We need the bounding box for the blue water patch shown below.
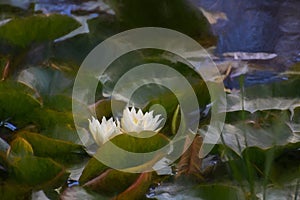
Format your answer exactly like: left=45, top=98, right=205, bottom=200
left=0, top=119, right=17, bottom=131
left=224, top=70, right=287, bottom=89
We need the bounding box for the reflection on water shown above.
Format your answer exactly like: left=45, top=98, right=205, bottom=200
left=224, top=69, right=287, bottom=89
left=189, top=0, right=300, bottom=67
left=0, top=0, right=298, bottom=86
left=0, top=0, right=114, bottom=16
left=34, top=0, right=114, bottom=16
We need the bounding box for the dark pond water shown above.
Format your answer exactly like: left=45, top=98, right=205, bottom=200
left=2, top=0, right=299, bottom=65
left=189, top=0, right=300, bottom=67
left=25, top=0, right=299, bottom=88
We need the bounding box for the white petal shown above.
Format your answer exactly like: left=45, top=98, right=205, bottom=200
left=137, top=109, right=144, bottom=119
left=88, top=116, right=122, bottom=145
left=120, top=107, right=164, bottom=133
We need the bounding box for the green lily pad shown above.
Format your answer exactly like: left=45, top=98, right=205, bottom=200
left=100, top=50, right=209, bottom=108
left=0, top=81, right=41, bottom=126
left=192, top=184, right=245, bottom=200
left=211, top=110, right=299, bottom=154
left=80, top=133, right=169, bottom=183
left=79, top=157, right=109, bottom=184
left=0, top=14, right=80, bottom=47
left=97, top=50, right=209, bottom=136
left=0, top=182, right=31, bottom=200
left=17, top=66, right=73, bottom=97
left=109, top=133, right=169, bottom=153
left=115, top=172, right=152, bottom=200
left=82, top=168, right=153, bottom=199
left=39, top=95, right=89, bottom=142
left=1, top=85, right=72, bottom=137
left=220, top=69, right=300, bottom=114
left=17, top=131, right=86, bottom=158
left=10, top=155, right=68, bottom=189
left=43, top=94, right=74, bottom=112
left=95, top=133, right=171, bottom=172
left=30, top=108, right=75, bottom=136
left=83, top=169, right=140, bottom=196
left=91, top=98, right=127, bottom=120
left=269, top=146, right=300, bottom=185
left=212, top=142, right=300, bottom=186
left=52, top=14, right=121, bottom=67
left=15, top=131, right=88, bottom=167
left=106, top=0, right=212, bottom=38
left=9, top=137, right=33, bottom=157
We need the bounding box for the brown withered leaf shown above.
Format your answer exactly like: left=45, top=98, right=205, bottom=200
left=1, top=59, right=10, bottom=81
left=176, top=135, right=204, bottom=179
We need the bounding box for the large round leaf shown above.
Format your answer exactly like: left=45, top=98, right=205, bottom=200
left=0, top=81, right=41, bottom=127
left=80, top=133, right=169, bottom=183
left=17, top=131, right=86, bottom=157
left=10, top=155, right=68, bottom=189
left=0, top=14, right=80, bottom=47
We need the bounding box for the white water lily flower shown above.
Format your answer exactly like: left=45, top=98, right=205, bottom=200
left=88, top=116, right=121, bottom=145
left=121, top=107, right=163, bottom=133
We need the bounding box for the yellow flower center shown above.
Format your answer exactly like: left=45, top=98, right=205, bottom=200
left=133, top=117, right=138, bottom=124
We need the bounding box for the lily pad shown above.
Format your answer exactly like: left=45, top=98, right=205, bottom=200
left=97, top=50, right=210, bottom=136
left=17, top=66, right=73, bottom=97
left=79, top=157, right=109, bottom=184
left=191, top=184, right=245, bottom=200
left=203, top=110, right=300, bottom=154
left=80, top=133, right=169, bottom=183
left=0, top=182, right=31, bottom=200
left=151, top=182, right=245, bottom=200
left=211, top=142, right=300, bottom=186
left=100, top=50, right=209, bottom=108
left=219, top=69, right=300, bottom=114
left=106, top=0, right=212, bottom=38
left=43, top=94, right=74, bottom=112
left=91, top=98, right=127, bottom=120
left=52, top=14, right=121, bottom=68
left=17, top=131, right=86, bottom=158
left=9, top=155, right=68, bottom=189
left=83, top=169, right=140, bottom=196
left=107, top=133, right=169, bottom=153
left=115, top=172, right=152, bottom=200
left=0, top=14, right=80, bottom=47
left=9, top=137, right=33, bottom=157
left=0, top=81, right=41, bottom=127
left=269, top=146, right=300, bottom=185
left=0, top=137, right=10, bottom=153
left=31, top=106, right=73, bottom=124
